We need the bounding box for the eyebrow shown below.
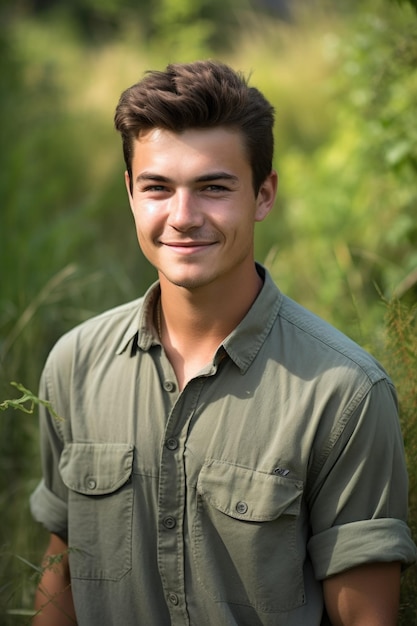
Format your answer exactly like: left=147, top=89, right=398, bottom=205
left=135, top=171, right=239, bottom=185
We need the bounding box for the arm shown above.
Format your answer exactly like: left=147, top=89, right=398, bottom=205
left=33, top=533, right=77, bottom=625
left=323, top=561, right=401, bottom=626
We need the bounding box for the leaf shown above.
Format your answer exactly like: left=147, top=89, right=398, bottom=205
left=385, top=140, right=412, bottom=166
left=0, top=382, right=63, bottom=421
left=6, top=609, right=36, bottom=616
left=15, top=554, right=43, bottom=574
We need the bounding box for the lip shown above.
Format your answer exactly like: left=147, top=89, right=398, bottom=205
left=161, top=241, right=217, bottom=254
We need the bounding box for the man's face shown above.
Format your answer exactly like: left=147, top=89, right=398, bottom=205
left=126, top=127, right=276, bottom=291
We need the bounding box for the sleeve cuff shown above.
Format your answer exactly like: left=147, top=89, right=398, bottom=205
left=308, top=518, right=417, bottom=579
left=30, top=479, right=68, bottom=537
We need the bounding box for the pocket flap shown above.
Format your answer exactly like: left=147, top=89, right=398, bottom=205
left=60, top=442, right=134, bottom=495
left=197, top=460, right=303, bottom=522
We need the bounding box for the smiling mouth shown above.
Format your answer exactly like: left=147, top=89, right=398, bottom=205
left=160, top=241, right=217, bottom=255
left=163, top=241, right=215, bottom=246
left=161, top=240, right=217, bottom=247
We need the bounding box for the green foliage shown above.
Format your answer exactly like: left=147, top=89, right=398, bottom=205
left=149, top=0, right=220, bottom=59
left=2, top=548, right=75, bottom=623
left=12, top=0, right=244, bottom=53
left=395, top=0, right=417, bottom=11
left=385, top=299, right=417, bottom=623
left=0, top=10, right=153, bottom=623
left=264, top=2, right=417, bottom=346
left=385, top=301, right=417, bottom=496
left=0, top=382, right=62, bottom=420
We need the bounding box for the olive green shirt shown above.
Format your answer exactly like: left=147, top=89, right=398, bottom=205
left=30, top=265, right=417, bottom=625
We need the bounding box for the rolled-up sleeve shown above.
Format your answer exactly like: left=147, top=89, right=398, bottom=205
left=30, top=479, right=68, bottom=537
left=310, top=518, right=415, bottom=579
left=30, top=361, right=69, bottom=539
left=308, top=378, right=417, bottom=578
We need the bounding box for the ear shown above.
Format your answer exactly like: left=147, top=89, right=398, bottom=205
left=124, top=171, right=134, bottom=211
left=255, top=170, right=278, bottom=222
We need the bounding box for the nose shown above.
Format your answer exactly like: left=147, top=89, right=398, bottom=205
left=167, top=189, right=204, bottom=231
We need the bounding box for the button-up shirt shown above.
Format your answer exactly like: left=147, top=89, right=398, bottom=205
left=30, top=265, right=417, bottom=625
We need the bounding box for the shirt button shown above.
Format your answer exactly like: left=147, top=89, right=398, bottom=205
left=163, top=516, right=177, bottom=529
left=168, top=592, right=179, bottom=605
left=87, top=478, right=97, bottom=490
left=163, top=380, right=176, bottom=392
left=236, top=501, right=248, bottom=514
left=166, top=437, right=179, bottom=451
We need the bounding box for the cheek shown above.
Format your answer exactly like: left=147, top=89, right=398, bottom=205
left=135, top=223, right=157, bottom=261
left=131, top=203, right=163, bottom=235
left=130, top=213, right=154, bottom=253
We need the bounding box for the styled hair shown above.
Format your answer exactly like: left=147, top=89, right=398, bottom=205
left=114, top=60, right=275, bottom=195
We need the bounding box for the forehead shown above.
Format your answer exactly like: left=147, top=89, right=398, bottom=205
left=131, top=126, right=251, bottom=173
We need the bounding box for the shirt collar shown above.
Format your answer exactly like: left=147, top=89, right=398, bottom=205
left=220, top=265, right=282, bottom=373
left=115, top=264, right=283, bottom=372
left=115, top=281, right=161, bottom=355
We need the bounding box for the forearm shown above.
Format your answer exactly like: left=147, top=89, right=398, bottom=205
left=33, top=534, right=77, bottom=625
left=323, top=562, right=401, bottom=626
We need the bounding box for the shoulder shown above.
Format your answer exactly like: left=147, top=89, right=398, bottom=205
left=257, top=267, right=388, bottom=387
left=276, top=294, right=390, bottom=386
left=45, top=297, right=146, bottom=373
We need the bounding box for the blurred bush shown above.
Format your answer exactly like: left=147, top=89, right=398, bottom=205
left=263, top=3, right=417, bottom=347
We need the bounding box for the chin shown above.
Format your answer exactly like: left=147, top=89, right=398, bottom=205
left=161, top=270, right=216, bottom=291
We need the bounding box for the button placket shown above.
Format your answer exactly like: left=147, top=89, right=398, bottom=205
left=157, top=378, right=204, bottom=624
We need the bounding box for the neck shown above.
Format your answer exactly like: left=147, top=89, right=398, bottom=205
left=157, top=264, right=263, bottom=389
left=159, top=264, right=262, bottom=338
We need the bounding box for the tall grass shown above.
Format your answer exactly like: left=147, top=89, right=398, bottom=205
left=0, top=16, right=156, bottom=624
left=385, top=300, right=417, bottom=623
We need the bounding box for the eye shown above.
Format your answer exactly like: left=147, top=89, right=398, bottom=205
left=143, top=184, right=168, bottom=192
left=139, top=184, right=172, bottom=197
left=202, top=184, right=229, bottom=193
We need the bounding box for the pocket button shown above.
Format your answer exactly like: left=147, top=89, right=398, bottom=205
left=236, top=501, right=248, bottom=514
left=87, top=478, right=97, bottom=490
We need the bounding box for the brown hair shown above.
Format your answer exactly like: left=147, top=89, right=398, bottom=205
left=114, top=60, right=275, bottom=195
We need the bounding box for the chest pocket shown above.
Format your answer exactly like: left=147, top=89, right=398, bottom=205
left=60, top=442, right=134, bottom=581
left=193, top=459, right=305, bottom=613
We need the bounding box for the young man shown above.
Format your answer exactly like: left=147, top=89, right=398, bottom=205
left=31, top=60, right=416, bottom=625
